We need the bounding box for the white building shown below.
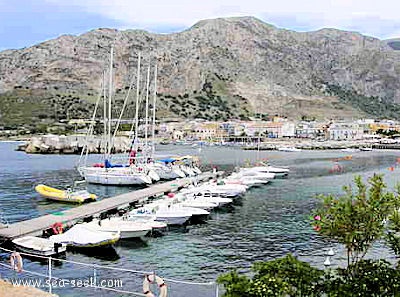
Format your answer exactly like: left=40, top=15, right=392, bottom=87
left=328, top=123, right=364, bottom=140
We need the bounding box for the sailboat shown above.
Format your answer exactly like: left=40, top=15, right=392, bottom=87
left=136, top=63, right=189, bottom=180
left=78, top=49, right=157, bottom=185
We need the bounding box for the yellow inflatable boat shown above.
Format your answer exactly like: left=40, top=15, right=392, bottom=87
left=35, top=184, right=97, bottom=203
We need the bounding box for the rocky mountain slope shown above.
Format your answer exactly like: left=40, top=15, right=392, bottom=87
left=1, top=16, right=399, bottom=129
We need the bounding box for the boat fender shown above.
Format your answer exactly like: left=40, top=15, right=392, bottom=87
left=10, top=252, right=23, bottom=272
left=143, top=274, right=167, bottom=297
left=52, top=222, right=63, bottom=235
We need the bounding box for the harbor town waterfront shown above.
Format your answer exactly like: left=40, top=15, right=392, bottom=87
left=1, top=141, right=400, bottom=296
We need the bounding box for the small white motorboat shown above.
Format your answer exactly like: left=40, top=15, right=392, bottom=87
left=181, top=183, right=245, bottom=198
left=186, top=193, right=233, bottom=207
left=180, top=165, right=196, bottom=176
left=12, top=236, right=66, bottom=256
left=177, top=198, right=218, bottom=211
left=243, top=162, right=290, bottom=176
left=84, top=217, right=153, bottom=239
left=341, top=148, right=360, bottom=153
left=146, top=162, right=186, bottom=180
left=50, top=224, right=120, bottom=248
left=162, top=203, right=210, bottom=219
left=193, top=166, right=202, bottom=174
left=237, top=170, right=276, bottom=180
left=124, top=214, right=167, bottom=230
left=131, top=207, right=192, bottom=225
left=224, top=175, right=270, bottom=187
left=278, top=146, right=302, bottom=152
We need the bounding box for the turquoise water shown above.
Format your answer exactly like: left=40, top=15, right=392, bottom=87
left=1, top=141, right=400, bottom=296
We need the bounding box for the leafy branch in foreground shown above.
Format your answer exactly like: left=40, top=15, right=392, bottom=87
left=311, top=174, right=399, bottom=268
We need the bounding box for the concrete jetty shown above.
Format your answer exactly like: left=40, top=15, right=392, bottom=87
left=0, top=172, right=216, bottom=240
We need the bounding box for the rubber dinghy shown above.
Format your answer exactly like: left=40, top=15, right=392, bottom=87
left=50, top=224, right=120, bottom=248
left=35, top=184, right=97, bottom=203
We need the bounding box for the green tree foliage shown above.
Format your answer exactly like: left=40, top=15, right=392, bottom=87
left=217, top=270, right=251, bottom=297
left=320, top=260, right=400, bottom=297
left=312, top=174, right=398, bottom=267
left=219, top=175, right=400, bottom=297
left=218, top=254, right=322, bottom=297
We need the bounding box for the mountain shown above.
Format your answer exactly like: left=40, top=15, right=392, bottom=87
left=386, top=38, right=400, bottom=50
left=1, top=16, right=400, bottom=130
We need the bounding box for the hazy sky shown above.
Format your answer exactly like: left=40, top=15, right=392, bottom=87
left=1, top=0, right=399, bottom=50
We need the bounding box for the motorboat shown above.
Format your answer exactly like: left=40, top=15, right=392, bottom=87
left=176, top=198, right=218, bottom=211
left=124, top=214, right=167, bottom=230
left=173, top=155, right=202, bottom=176
left=223, top=175, right=270, bottom=187
left=180, top=165, right=196, bottom=176
left=181, top=183, right=246, bottom=198
left=236, top=170, right=276, bottom=180
left=149, top=198, right=211, bottom=218
left=192, top=166, right=202, bottom=175
left=185, top=192, right=233, bottom=207
left=35, top=184, right=97, bottom=203
left=12, top=236, right=66, bottom=256
left=277, top=146, right=302, bottom=152
left=146, top=161, right=186, bottom=180
left=131, top=207, right=192, bottom=225
left=50, top=224, right=120, bottom=248
left=341, top=148, right=360, bottom=153
left=206, top=182, right=248, bottom=195
left=243, top=162, right=290, bottom=176
left=84, top=217, right=153, bottom=239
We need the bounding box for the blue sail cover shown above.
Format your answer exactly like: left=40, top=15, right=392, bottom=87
left=157, top=158, right=176, bottom=164
left=104, top=159, right=128, bottom=168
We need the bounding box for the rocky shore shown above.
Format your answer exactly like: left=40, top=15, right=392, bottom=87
left=16, top=134, right=131, bottom=154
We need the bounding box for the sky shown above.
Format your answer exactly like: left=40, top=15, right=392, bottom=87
left=1, top=0, right=400, bottom=51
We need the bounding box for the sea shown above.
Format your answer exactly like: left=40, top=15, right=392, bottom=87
left=0, top=141, right=400, bottom=296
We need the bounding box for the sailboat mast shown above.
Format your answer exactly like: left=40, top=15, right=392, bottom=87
left=107, top=46, right=114, bottom=157
left=152, top=64, right=157, bottom=156
left=144, top=64, right=151, bottom=153
left=134, top=53, right=141, bottom=150
left=103, top=70, right=107, bottom=157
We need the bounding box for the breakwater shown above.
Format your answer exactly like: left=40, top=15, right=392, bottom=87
left=16, top=134, right=130, bottom=154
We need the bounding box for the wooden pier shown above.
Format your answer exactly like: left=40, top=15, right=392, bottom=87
left=0, top=172, right=216, bottom=240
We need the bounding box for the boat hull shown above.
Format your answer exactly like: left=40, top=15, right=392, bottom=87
left=84, top=172, right=152, bottom=185
left=14, top=244, right=67, bottom=257
left=155, top=215, right=191, bottom=225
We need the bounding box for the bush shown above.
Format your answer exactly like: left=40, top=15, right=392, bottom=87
left=320, top=259, right=400, bottom=297
left=218, top=255, right=323, bottom=297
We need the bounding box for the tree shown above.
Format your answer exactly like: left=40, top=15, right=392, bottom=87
left=384, top=184, right=400, bottom=261
left=311, top=174, right=399, bottom=268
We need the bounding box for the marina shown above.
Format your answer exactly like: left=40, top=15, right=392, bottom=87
left=0, top=172, right=216, bottom=240
left=1, top=141, right=400, bottom=296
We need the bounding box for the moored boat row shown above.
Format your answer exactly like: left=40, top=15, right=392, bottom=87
left=12, top=163, right=289, bottom=258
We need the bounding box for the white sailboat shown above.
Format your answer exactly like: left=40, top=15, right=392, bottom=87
left=78, top=50, right=158, bottom=185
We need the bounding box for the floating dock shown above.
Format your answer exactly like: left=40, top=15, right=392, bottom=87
left=0, top=172, right=216, bottom=240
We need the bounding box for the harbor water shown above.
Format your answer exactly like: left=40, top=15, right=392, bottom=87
left=1, top=141, right=400, bottom=296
